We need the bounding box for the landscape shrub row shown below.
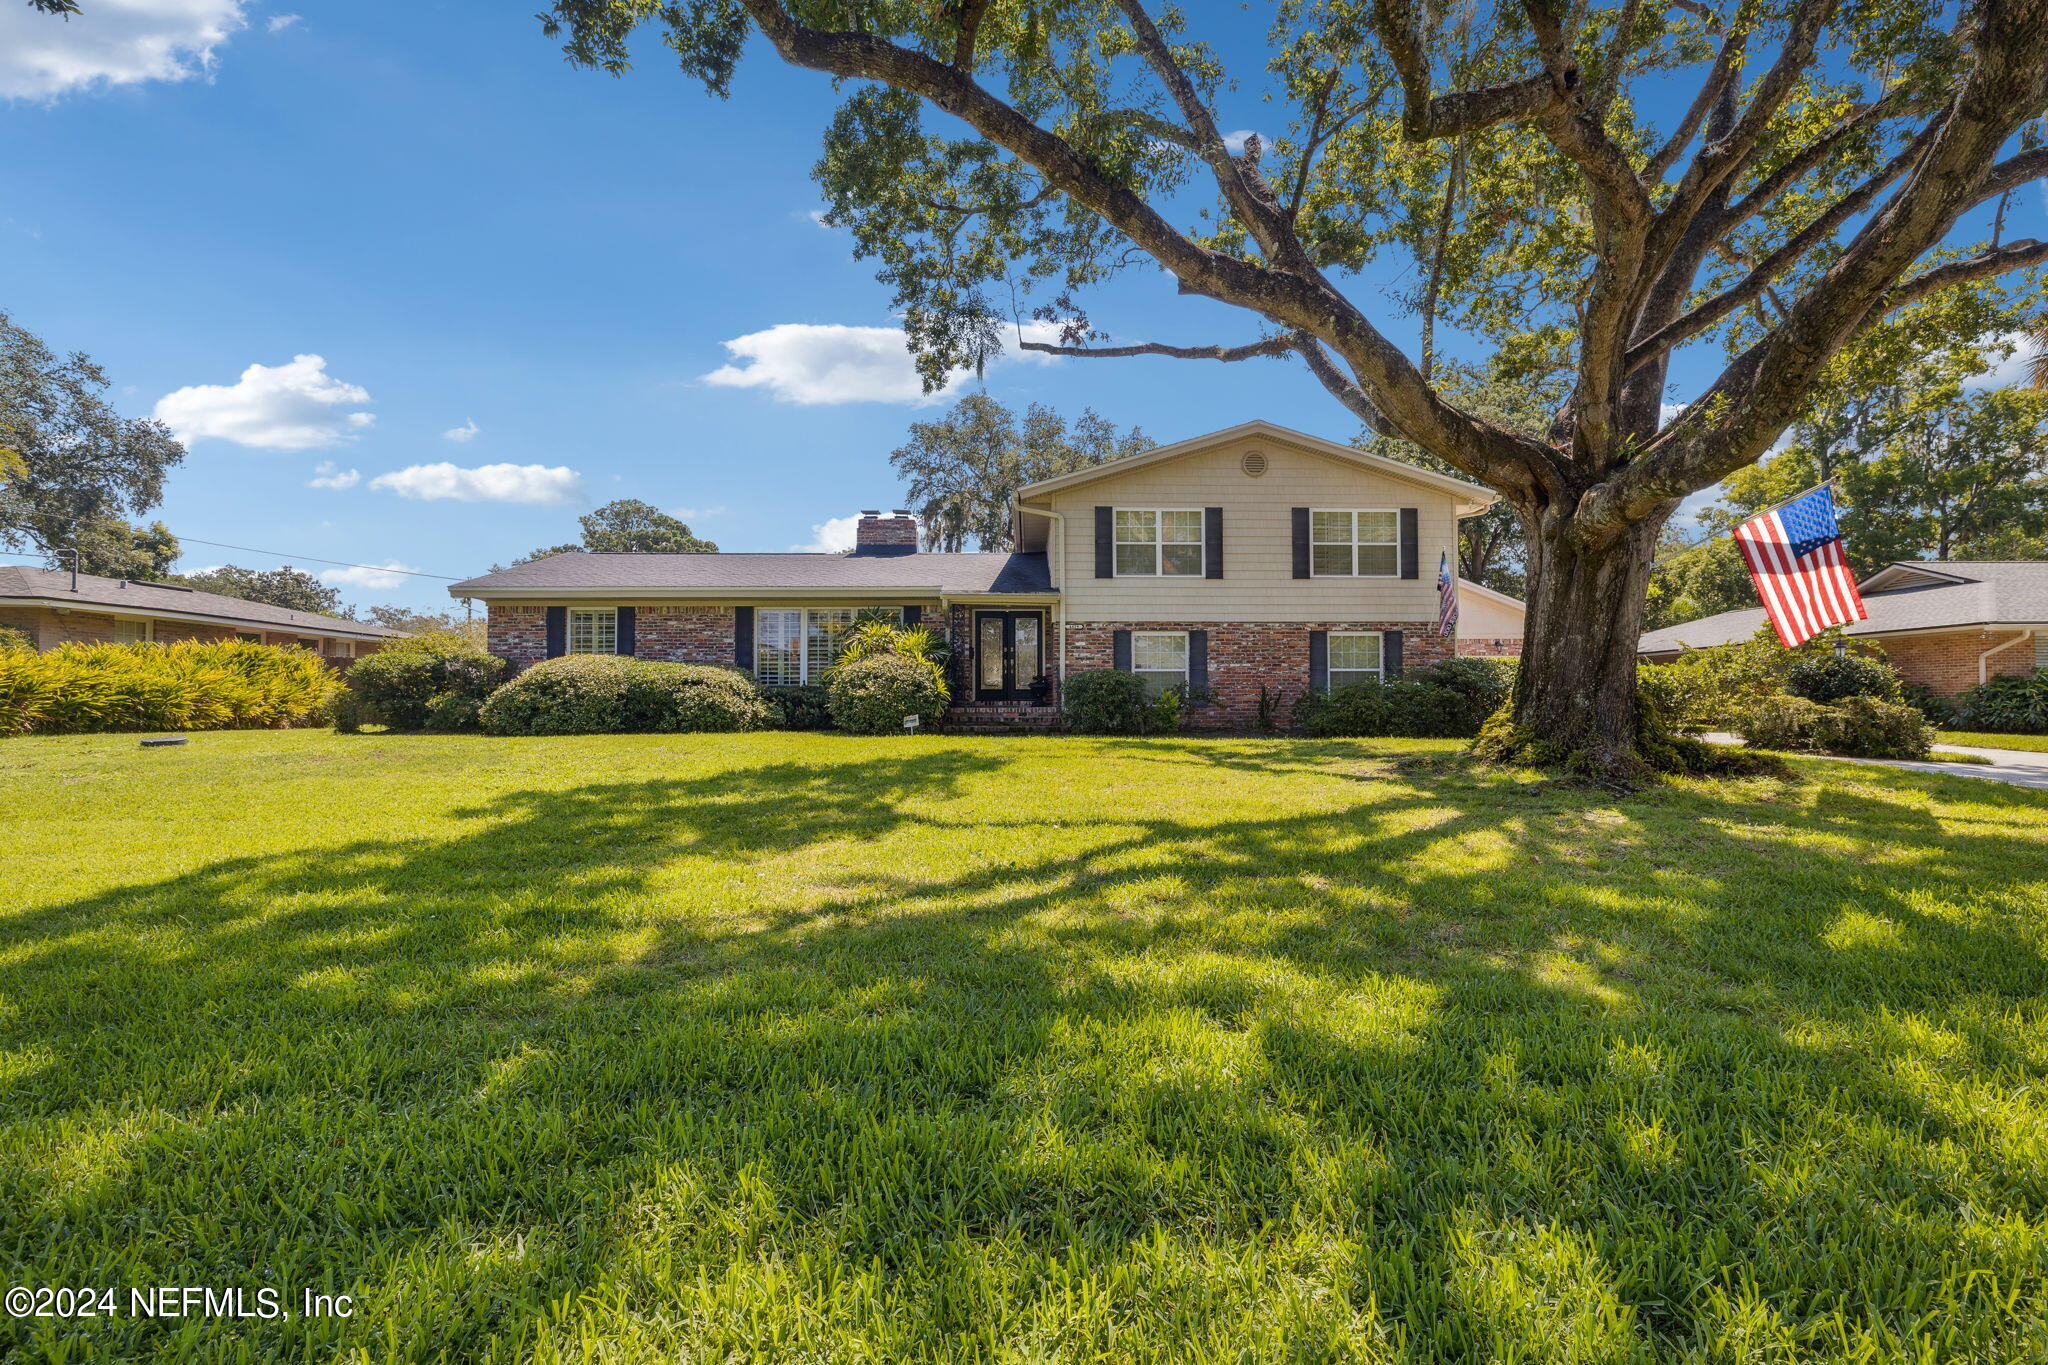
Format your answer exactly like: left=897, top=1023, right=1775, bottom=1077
left=1644, top=627, right=1935, bottom=759
left=0, top=639, right=338, bottom=736
left=478, top=655, right=772, bottom=735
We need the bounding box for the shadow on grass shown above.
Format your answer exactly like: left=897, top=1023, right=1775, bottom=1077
left=3, top=741, right=2047, bottom=1362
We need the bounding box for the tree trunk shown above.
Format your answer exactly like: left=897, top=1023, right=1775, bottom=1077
left=1502, top=506, right=1673, bottom=779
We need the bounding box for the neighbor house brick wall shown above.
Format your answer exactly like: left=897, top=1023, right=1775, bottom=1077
left=0, top=606, right=48, bottom=649
left=1063, top=619, right=1452, bottom=727
left=1457, top=636, right=1521, bottom=658
left=1872, top=629, right=2037, bottom=697
left=487, top=603, right=736, bottom=669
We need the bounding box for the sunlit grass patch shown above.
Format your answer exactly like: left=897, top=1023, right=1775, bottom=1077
left=2, top=729, right=2046, bottom=1361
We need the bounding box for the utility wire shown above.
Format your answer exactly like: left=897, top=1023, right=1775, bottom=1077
left=3, top=535, right=463, bottom=581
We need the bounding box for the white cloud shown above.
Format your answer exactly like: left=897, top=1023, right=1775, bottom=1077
left=791, top=515, right=860, bottom=553
left=702, top=320, right=1068, bottom=406
left=154, top=354, right=373, bottom=450
left=0, top=0, right=247, bottom=101
left=307, top=461, right=359, bottom=490
left=670, top=504, right=726, bottom=520
left=319, top=559, right=415, bottom=591
left=1221, top=129, right=1262, bottom=155
left=266, top=12, right=298, bottom=32
left=368, top=462, right=584, bottom=505
left=1966, top=332, right=2037, bottom=389
left=1659, top=402, right=1688, bottom=428
left=442, top=417, right=479, bottom=443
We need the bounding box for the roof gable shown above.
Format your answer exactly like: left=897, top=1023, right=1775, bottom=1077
left=1013, top=419, right=1498, bottom=512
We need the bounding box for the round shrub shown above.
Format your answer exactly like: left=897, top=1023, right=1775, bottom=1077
left=825, top=654, right=948, bottom=735
left=345, top=632, right=508, bottom=731
left=1819, top=695, right=1933, bottom=759
left=1786, top=651, right=1900, bottom=704
left=761, top=683, right=832, bottom=730
left=1062, top=669, right=1150, bottom=735
left=479, top=656, right=770, bottom=736
left=1953, top=670, right=2048, bottom=735
left=1737, top=693, right=1831, bottom=752
left=425, top=691, right=485, bottom=733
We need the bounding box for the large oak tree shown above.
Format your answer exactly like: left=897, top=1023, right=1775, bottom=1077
left=543, top=0, right=2048, bottom=776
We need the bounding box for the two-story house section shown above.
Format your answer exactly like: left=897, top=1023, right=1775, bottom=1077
left=1008, top=420, right=1511, bottom=723
left=447, top=421, right=1524, bottom=729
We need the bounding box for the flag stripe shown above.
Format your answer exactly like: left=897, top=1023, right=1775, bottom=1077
left=1730, top=489, right=1866, bottom=648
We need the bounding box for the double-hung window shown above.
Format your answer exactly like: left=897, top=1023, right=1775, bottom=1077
left=1131, top=631, right=1189, bottom=695
left=567, top=608, right=616, bottom=655
left=1115, top=509, right=1204, bottom=576
left=1328, top=632, right=1383, bottom=688
left=754, top=607, right=898, bottom=684
left=112, top=617, right=153, bottom=645
left=1310, top=510, right=1400, bottom=577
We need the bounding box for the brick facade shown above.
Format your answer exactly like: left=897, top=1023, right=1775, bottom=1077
left=1, top=604, right=380, bottom=663
left=1457, top=636, right=1522, bottom=658
left=1063, top=619, right=1452, bottom=728
left=1871, top=629, right=2038, bottom=697
left=487, top=604, right=736, bottom=669
left=855, top=512, right=920, bottom=549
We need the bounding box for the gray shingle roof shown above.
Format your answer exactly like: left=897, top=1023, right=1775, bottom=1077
left=1639, top=561, right=2048, bottom=653
left=448, top=551, right=1054, bottom=596
left=0, top=566, right=408, bottom=638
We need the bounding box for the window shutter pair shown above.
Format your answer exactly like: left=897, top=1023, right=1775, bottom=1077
left=1291, top=507, right=1421, bottom=577
left=1307, top=628, right=1403, bottom=690
left=543, top=606, right=635, bottom=657
left=1094, top=506, right=1225, bottom=576
left=1111, top=629, right=1208, bottom=696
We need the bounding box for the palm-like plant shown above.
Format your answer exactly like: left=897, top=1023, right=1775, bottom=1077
left=834, top=621, right=948, bottom=669
left=2029, top=320, right=2048, bottom=390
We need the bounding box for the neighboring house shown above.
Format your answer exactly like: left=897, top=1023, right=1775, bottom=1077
left=0, top=566, right=406, bottom=663
left=449, top=421, right=1525, bottom=726
left=1639, top=560, right=2048, bottom=695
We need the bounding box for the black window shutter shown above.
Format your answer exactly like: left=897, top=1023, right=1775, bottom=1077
left=1095, top=506, right=1114, bottom=578
left=1384, top=629, right=1404, bottom=677
left=615, top=606, right=636, bottom=656
left=1308, top=629, right=1328, bottom=691
left=1203, top=508, right=1223, bottom=579
left=733, top=606, right=754, bottom=669
left=903, top=604, right=922, bottom=627
left=1188, top=630, right=1208, bottom=699
left=1399, top=508, right=1420, bottom=579
left=1112, top=629, right=1132, bottom=671
left=1292, top=508, right=1311, bottom=579
left=544, top=606, right=566, bottom=659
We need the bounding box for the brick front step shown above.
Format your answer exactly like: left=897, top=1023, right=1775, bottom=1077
left=938, top=704, right=1062, bottom=734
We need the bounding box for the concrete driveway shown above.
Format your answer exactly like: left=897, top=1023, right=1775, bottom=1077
left=1704, top=734, right=2048, bottom=791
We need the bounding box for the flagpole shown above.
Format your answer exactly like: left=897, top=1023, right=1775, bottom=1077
left=1650, top=477, right=1843, bottom=570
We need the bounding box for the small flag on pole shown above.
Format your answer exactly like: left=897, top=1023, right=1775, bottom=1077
left=1732, top=484, right=1867, bottom=648
left=1436, top=550, right=1459, bottom=637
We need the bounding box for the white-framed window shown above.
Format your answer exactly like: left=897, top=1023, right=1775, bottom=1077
left=235, top=631, right=261, bottom=644
left=754, top=607, right=899, bottom=684
left=568, top=608, right=617, bottom=655
left=333, top=638, right=356, bottom=659
left=1311, top=509, right=1400, bottom=577
left=2035, top=633, right=2047, bottom=670
left=1114, top=508, right=1205, bottom=577
left=1131, top=631, right=1189, bottom=695
left=112, top=617, right=154, bottom=645
left=1328, top=632, right=1384, bottom=688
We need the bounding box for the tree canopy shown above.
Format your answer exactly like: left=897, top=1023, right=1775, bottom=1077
left=1, top=310, right=184, bottom=568
left=68, top=517, right=182, bottom=581
left=891, top=394, right=1153, bottom=550
left=510, top=498, right=718, bottom=566
left=174, top=565, right=347, bottom=617
left=540, top=0, right=2048, bottom=774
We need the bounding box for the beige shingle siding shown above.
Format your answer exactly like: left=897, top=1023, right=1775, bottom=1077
left=1027, top=435, right=1461, bottom=623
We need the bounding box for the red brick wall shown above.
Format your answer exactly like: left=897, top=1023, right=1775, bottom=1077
left=1457, top=636, right=1521, bottom=658
left=855, top=514, right=919, bottom=548
left=1873, top=629, right=2037, bottom=696
left=486, top=604, right=735, bottom=669
left=1063, top=619, right=1452, bottom=728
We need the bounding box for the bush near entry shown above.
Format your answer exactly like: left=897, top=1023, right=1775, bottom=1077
left=342, top=632, right=508, bottom=732
left=478, top=656, right=770, bottom=736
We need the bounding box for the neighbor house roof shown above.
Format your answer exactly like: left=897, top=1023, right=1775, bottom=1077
left=0, top=566, right=408, bottom=639
left=1012, top=418, right=1499, bottom=514
left=1638, top=560, right=2048, bottom=653
left=447, top=551, right=1054, bottom=599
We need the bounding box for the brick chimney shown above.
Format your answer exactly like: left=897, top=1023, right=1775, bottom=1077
left=853, top=509, right=919, bottom=555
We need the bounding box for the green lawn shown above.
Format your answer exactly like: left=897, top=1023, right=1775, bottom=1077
left=4, top=731, right=2048, bottom=1363
left=1939, top=730, right=2048, bottom=754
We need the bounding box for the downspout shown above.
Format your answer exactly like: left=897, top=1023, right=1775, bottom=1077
left=1978, top=627, right=2035, bottom=685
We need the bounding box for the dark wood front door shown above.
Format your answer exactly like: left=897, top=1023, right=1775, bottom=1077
left=973, top=611, right=1046, bottom=703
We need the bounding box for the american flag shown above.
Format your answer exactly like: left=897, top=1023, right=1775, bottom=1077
left=1436, top=550, right=1459, bottom=636
left=1732, top=484, right=1867, bottom=648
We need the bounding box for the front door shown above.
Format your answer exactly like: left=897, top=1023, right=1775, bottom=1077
left=974, top=610, right=1046, bottom=703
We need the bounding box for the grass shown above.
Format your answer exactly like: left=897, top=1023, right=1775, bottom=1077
left=3, top=730, right=2048, bottom=1363
left=1938, top=730, right=2048, bottom=754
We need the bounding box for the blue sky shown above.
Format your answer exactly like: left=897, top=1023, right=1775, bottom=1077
left=2, top=3, right=2039, bottom=612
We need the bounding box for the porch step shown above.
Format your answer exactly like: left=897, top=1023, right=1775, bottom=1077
left=938, top=704, right=1063, bottom=735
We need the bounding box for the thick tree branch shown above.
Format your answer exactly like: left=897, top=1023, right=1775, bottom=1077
left=1369, top=0, right=1558, bottom=141
left=1643, top=24, right=1744, bottom=183
left=1878, top=237, right=2048, bottom=312
left=1975, top=145, right=2048, bottom=205
left=1018, top=335, right=1298, bottom=362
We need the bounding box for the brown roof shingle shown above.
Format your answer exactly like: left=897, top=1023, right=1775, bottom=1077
left=0, top=566, right=408, bottom=638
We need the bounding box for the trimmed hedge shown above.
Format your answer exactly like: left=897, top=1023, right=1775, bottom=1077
left=760, top=684, right=832, bottom=730
left=1785, top=651, right=1901, bottom=704
left=1738, top=692, right=1933, bottom=759
left=0, top=639, right=337, bottom=736
left=343, top=632, right=507, bottom=732
left=478, top=656, right=770, bottom=736
left=1296, top=658, right=1518, bottom=739
left=1953, top=670, right=2048, bottom=735
left=1062, top=669, right=1152, bottom=735
left=825, top=654, right=948, bottom=735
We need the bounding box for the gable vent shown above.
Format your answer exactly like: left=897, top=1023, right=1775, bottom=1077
left=1240, top=451, right=1268, bottom=477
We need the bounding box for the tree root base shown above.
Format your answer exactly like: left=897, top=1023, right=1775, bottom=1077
left=1471, top=715, right=1788, bottom=791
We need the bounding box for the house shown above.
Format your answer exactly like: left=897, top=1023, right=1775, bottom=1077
left=0, top=566, right=407, bottom=662
left=448, top=420, right=1526, bottom=726
left=1638, top=560, right=2048, bottom=695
